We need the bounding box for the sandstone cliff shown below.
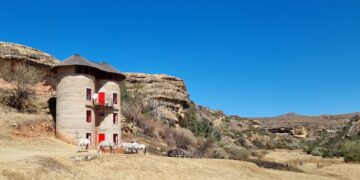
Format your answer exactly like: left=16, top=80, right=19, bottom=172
left=0, top=42, right=59, bottom=94
left=0, top=42, right=59, bottom=66
left=125, top=73, right=190, bottom=124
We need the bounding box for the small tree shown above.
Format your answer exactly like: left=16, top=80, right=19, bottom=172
left=0, top=62, right=44, bottom=112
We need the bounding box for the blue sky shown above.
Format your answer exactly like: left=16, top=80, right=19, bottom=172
left=1, top=0, right=360, bottom=117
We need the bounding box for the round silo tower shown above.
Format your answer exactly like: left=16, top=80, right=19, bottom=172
left=51, top=54, right=126, bottom=147
left=95, top=79, right=121, bottom=145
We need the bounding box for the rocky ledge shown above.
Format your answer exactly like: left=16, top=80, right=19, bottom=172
left=125, top=73, right=190, bottom=124
left=0, top=42, right=59, bottom=67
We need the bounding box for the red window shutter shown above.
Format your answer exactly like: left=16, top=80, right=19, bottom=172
left=98, top=133, right=105, bottom=143
left=98, top=92, right=105, bottom=106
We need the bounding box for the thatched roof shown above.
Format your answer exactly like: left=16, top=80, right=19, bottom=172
left=50, top=54, right=126, bottom=80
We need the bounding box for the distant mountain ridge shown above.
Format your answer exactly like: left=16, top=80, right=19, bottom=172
left=277, top=112, right=304, bottom=118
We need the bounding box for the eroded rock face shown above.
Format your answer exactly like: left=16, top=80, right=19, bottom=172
left=290, top=126, right=308, bottom=138
left=0, top=42, right=59, bottom=66
left=197, top=106, right=226, bottom=127
left=346, top=120, right=360, bottom=137
left=0, top=42, right=59, bottom=95
left=125, top=73, right=190, bottom=124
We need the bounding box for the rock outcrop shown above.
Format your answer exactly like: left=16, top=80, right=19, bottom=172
left=125, top=73, right=190, bottom=124
left=0, top=42, right=59, bottom=94
left=346, top=120, right=360, bottom=137
left=290, top=126, right=308, bottom=138
left=0, top=42, right=59, bottom=67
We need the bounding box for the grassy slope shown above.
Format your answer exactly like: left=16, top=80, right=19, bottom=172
left=0, top=121, right=350, bottom=180
left=0, top=137, right=337, bottom=180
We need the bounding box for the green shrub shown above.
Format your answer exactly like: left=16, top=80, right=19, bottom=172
left=311, top=147, right=323, bottom=156
left=223, top=145, right=249, bottom=160
left=321, top=148, right=342, bottom=158
left=265, top=139, right=300, bottom=150
left=209, top=147, right=229, bottom=159
left=250, top=150, right=268, bottom=159
left=180, top=103, right=221, bottom=141
left=340, top=140, right=360, bottom=162
left=266, top=141, right=276, bottom=150
left=252, top=139, right=266, bottom=149
left=344, top=152, right=360, bottom=163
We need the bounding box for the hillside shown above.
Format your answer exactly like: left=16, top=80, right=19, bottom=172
left=0, top=112, right=359, bottom=180
left=0, top=41, right=360, bottom=179
left=0, top=125, right=352, bottom=180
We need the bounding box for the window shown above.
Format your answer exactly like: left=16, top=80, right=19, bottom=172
left=86, top=110, right=92, bottom=123
left=86, top=133, right=92, bottom=145
left=113, top=134, right=118, bottom=145
left=113, top=93, right=118, bottom=105
left=86, top=88, right=92, bottom=100
left=113, top=113, right=118, bottom=124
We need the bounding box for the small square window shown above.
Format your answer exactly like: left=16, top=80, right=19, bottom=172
left=86, top=88, right=92, bottom=100
left=113, top=113, right=118, bottom=124
left=86, top=110, right=92, bottom=123
left=113, top=93, right=118, bottom=105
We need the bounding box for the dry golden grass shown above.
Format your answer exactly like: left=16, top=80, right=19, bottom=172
left=264, top=149, right=360, bottom=180
left=0, top=111, right=358, bottom=180
left=0, top=136, right=345, bottom=180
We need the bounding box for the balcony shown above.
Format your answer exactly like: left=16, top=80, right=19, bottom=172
left=93, top=101, right=116, bottom=109
left=86, top=92, right=119, bottom=110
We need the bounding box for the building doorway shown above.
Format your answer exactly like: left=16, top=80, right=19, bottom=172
left=98, top=133, right=105, bottom=143
left=113, top=134, right=118, bottom=145
left=98, top=92, right=105, bottom=106
left=86, top=133, right=92, bottom=145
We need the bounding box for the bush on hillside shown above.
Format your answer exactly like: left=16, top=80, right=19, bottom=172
left=340, top=140, right=360, bottom=162
left=256, top=138, right=300, bottom=150
left=121, top=94, right=143, bottom=123
left=0, top=62, right=44, bottom=112
left=209, top=147, right=229, bottom=159
left=344, top=152, right=360, bottom=162
left=250, top=150, right=268, bottom=159
left=166, top=128, right=197, bottom=150
left=180, top=103, right=221, bottom=141
left=140, top=119, right=164, bottom=138
left=311, top=147, right=324, bottom=156
left=271, top=139, right=300, bottom=150
left=223, top=144, right=249, bottom=160
left=321, top=148, right=342, bottom=158
left=252, top=139, right=267, bottom=149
